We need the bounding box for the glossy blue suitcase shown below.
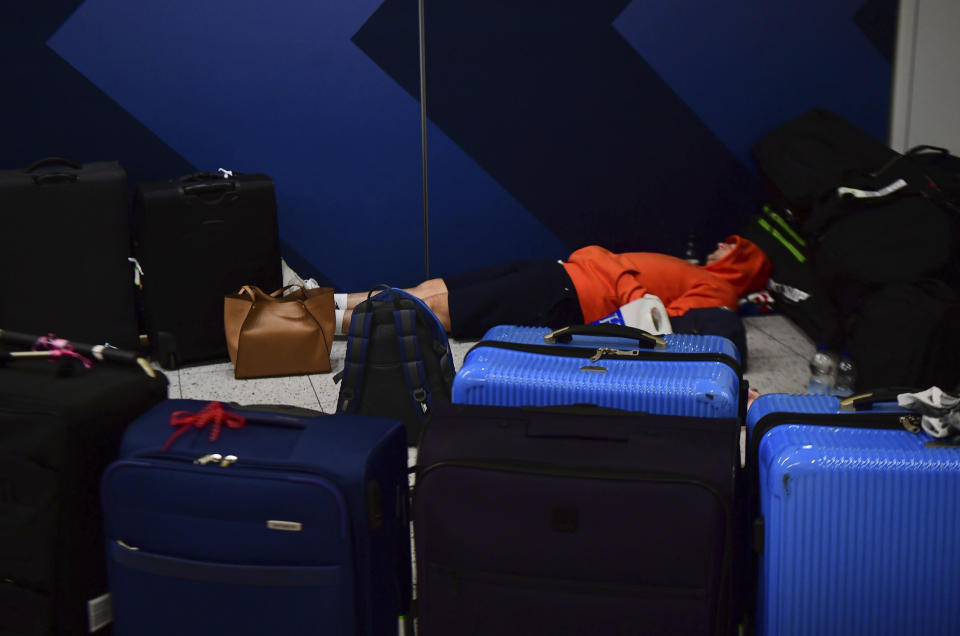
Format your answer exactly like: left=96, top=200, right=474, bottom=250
left=452, top=324, right=744, bottom=417
left=100, top=400, right=411, bottom=636
left=746, top=392, right=960, bottom=636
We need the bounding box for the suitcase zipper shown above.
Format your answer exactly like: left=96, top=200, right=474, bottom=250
left=418, top=459, right=732, bottom=501
left=113, top=453, right=349, bottom=534
left=747, top=411, right=922, bottom=473
left=193, top=453, right=238, bottom=467
left=137, top=451, right=326, bottom=475
left=466, top=340, right=741, bottom=376
left=416, top=459, right=734, bottom=636
left=427, top=561, right=706, bottom=600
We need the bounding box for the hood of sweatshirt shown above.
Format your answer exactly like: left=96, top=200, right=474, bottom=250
left=701, top=235, right=772, bottom=297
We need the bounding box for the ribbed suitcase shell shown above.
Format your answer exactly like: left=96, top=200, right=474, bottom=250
left=101, top=401, right=410, bottom=636
left=453, top=325, right=742, bottom=417
left=746, top=393, right=960, bottom=636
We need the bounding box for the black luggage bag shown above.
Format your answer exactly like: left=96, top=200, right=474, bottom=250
left=751, top=108, right=898, bottom=219
left=750, top=111, right=960, bottom=390
left=738, top=205, right=842, bottom=346
left=0, top=158, right=140, bottom=349
left=133, top=172, right=282, bottom=368
left=414, top=403, right=743, bottom=636
left=0, top=354, right=168, bottom=636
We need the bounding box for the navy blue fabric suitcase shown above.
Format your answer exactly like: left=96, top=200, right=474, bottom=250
left=453, top=324, right=744, bottom=417
left=746, top=392, right=960, bottom=635
left=100, top=400, right=411, bottom=636
left=414, top=402, right=743, bottom=636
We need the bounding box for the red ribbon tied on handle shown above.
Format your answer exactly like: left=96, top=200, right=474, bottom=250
left=33, top=334, right=93, bottom=369
left=161, top=401, right=246, bottom=452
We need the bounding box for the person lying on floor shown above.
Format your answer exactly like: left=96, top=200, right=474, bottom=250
left=335, top=234, right=772, bottom=342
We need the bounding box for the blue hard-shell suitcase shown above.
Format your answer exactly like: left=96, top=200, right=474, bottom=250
left=453, top=324, right=744, bottom=417
left=746, top=392, right=960, bottom=636
left=100, top=400, right=411, bottom=636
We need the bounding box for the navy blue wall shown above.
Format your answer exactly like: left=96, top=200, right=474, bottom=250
left=4, top=0, right=896, bottom=290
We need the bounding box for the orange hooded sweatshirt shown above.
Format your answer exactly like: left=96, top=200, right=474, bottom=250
left=561, top=235, right=772, bottom=324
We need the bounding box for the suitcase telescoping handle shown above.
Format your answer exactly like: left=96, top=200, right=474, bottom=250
left=544, top=324, right=668, bottom=349
left=0, top=328, right=156, bottom=378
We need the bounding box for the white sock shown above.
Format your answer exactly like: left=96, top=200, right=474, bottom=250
left=335, top=309, right=345, bottom=335
left=334, top=293, right=347, bottom=309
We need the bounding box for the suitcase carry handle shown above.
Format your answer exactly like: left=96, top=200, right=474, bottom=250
left=905, top=145, right=949, bottom=157
left=544, top=324, right=667, bottom=349
left=178, top=172, right=237, bottom=196
left=521, top=404, right=643, bottom=417
left=25, top=157, right=82, bottom=184
left=24, top=157, right=82, bottom=172
left=869, top=144, right=951, bottom=180
left=525, top=418, right=632, bottom=442
left=839, top=386, right=922, bottom=411
left=179, top=172, right=227, bottom=182
left=181, top=181, right=237, bottom=195
left=0, top=328, right=157, bottom=378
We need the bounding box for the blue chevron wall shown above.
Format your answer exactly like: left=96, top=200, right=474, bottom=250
left=4, top=0, right=896, bottom=291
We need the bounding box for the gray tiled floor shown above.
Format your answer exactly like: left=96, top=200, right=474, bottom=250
left=159, top=314, right=815, bottom=410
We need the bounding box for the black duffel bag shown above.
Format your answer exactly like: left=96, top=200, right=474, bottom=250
left=807, top=145, right=960, bottom=311
left=752, top=108, right=898, bottom=220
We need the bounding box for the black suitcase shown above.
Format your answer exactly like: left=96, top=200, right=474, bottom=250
left=133, top=172, right=282, bottom=368
left=0, top=158, right=140, bottom=349
left=414, top=403, right=743, bottom=636
left=0, top=352, right=168, bottom=636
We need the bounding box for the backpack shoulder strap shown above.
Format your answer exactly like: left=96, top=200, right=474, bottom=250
left=392, top=304, right=432, bottom=419
left=390, top=289, right=456, bottom=390
left=336, top=301, right=375, bottom=414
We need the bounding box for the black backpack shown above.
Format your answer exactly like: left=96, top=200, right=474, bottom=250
left=335, top=287, right=456, bottom=446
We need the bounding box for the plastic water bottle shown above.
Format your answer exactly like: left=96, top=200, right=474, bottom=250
left=833, top=351, right=857, bottom=397
left=808, top=345, right=838, bottom=395
left=683, top=234, right=699, bottom=265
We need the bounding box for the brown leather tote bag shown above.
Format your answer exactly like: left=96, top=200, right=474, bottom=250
left=224, top=285, right=335, bottom=378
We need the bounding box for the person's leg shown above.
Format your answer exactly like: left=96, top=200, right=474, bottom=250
left=338, top=260, right=580, bottom=338
left=405, top=279, right=451, bottom=330
left=443, top=260, right=582, bottom=339
left=340, top=279, right=452, bottom=333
